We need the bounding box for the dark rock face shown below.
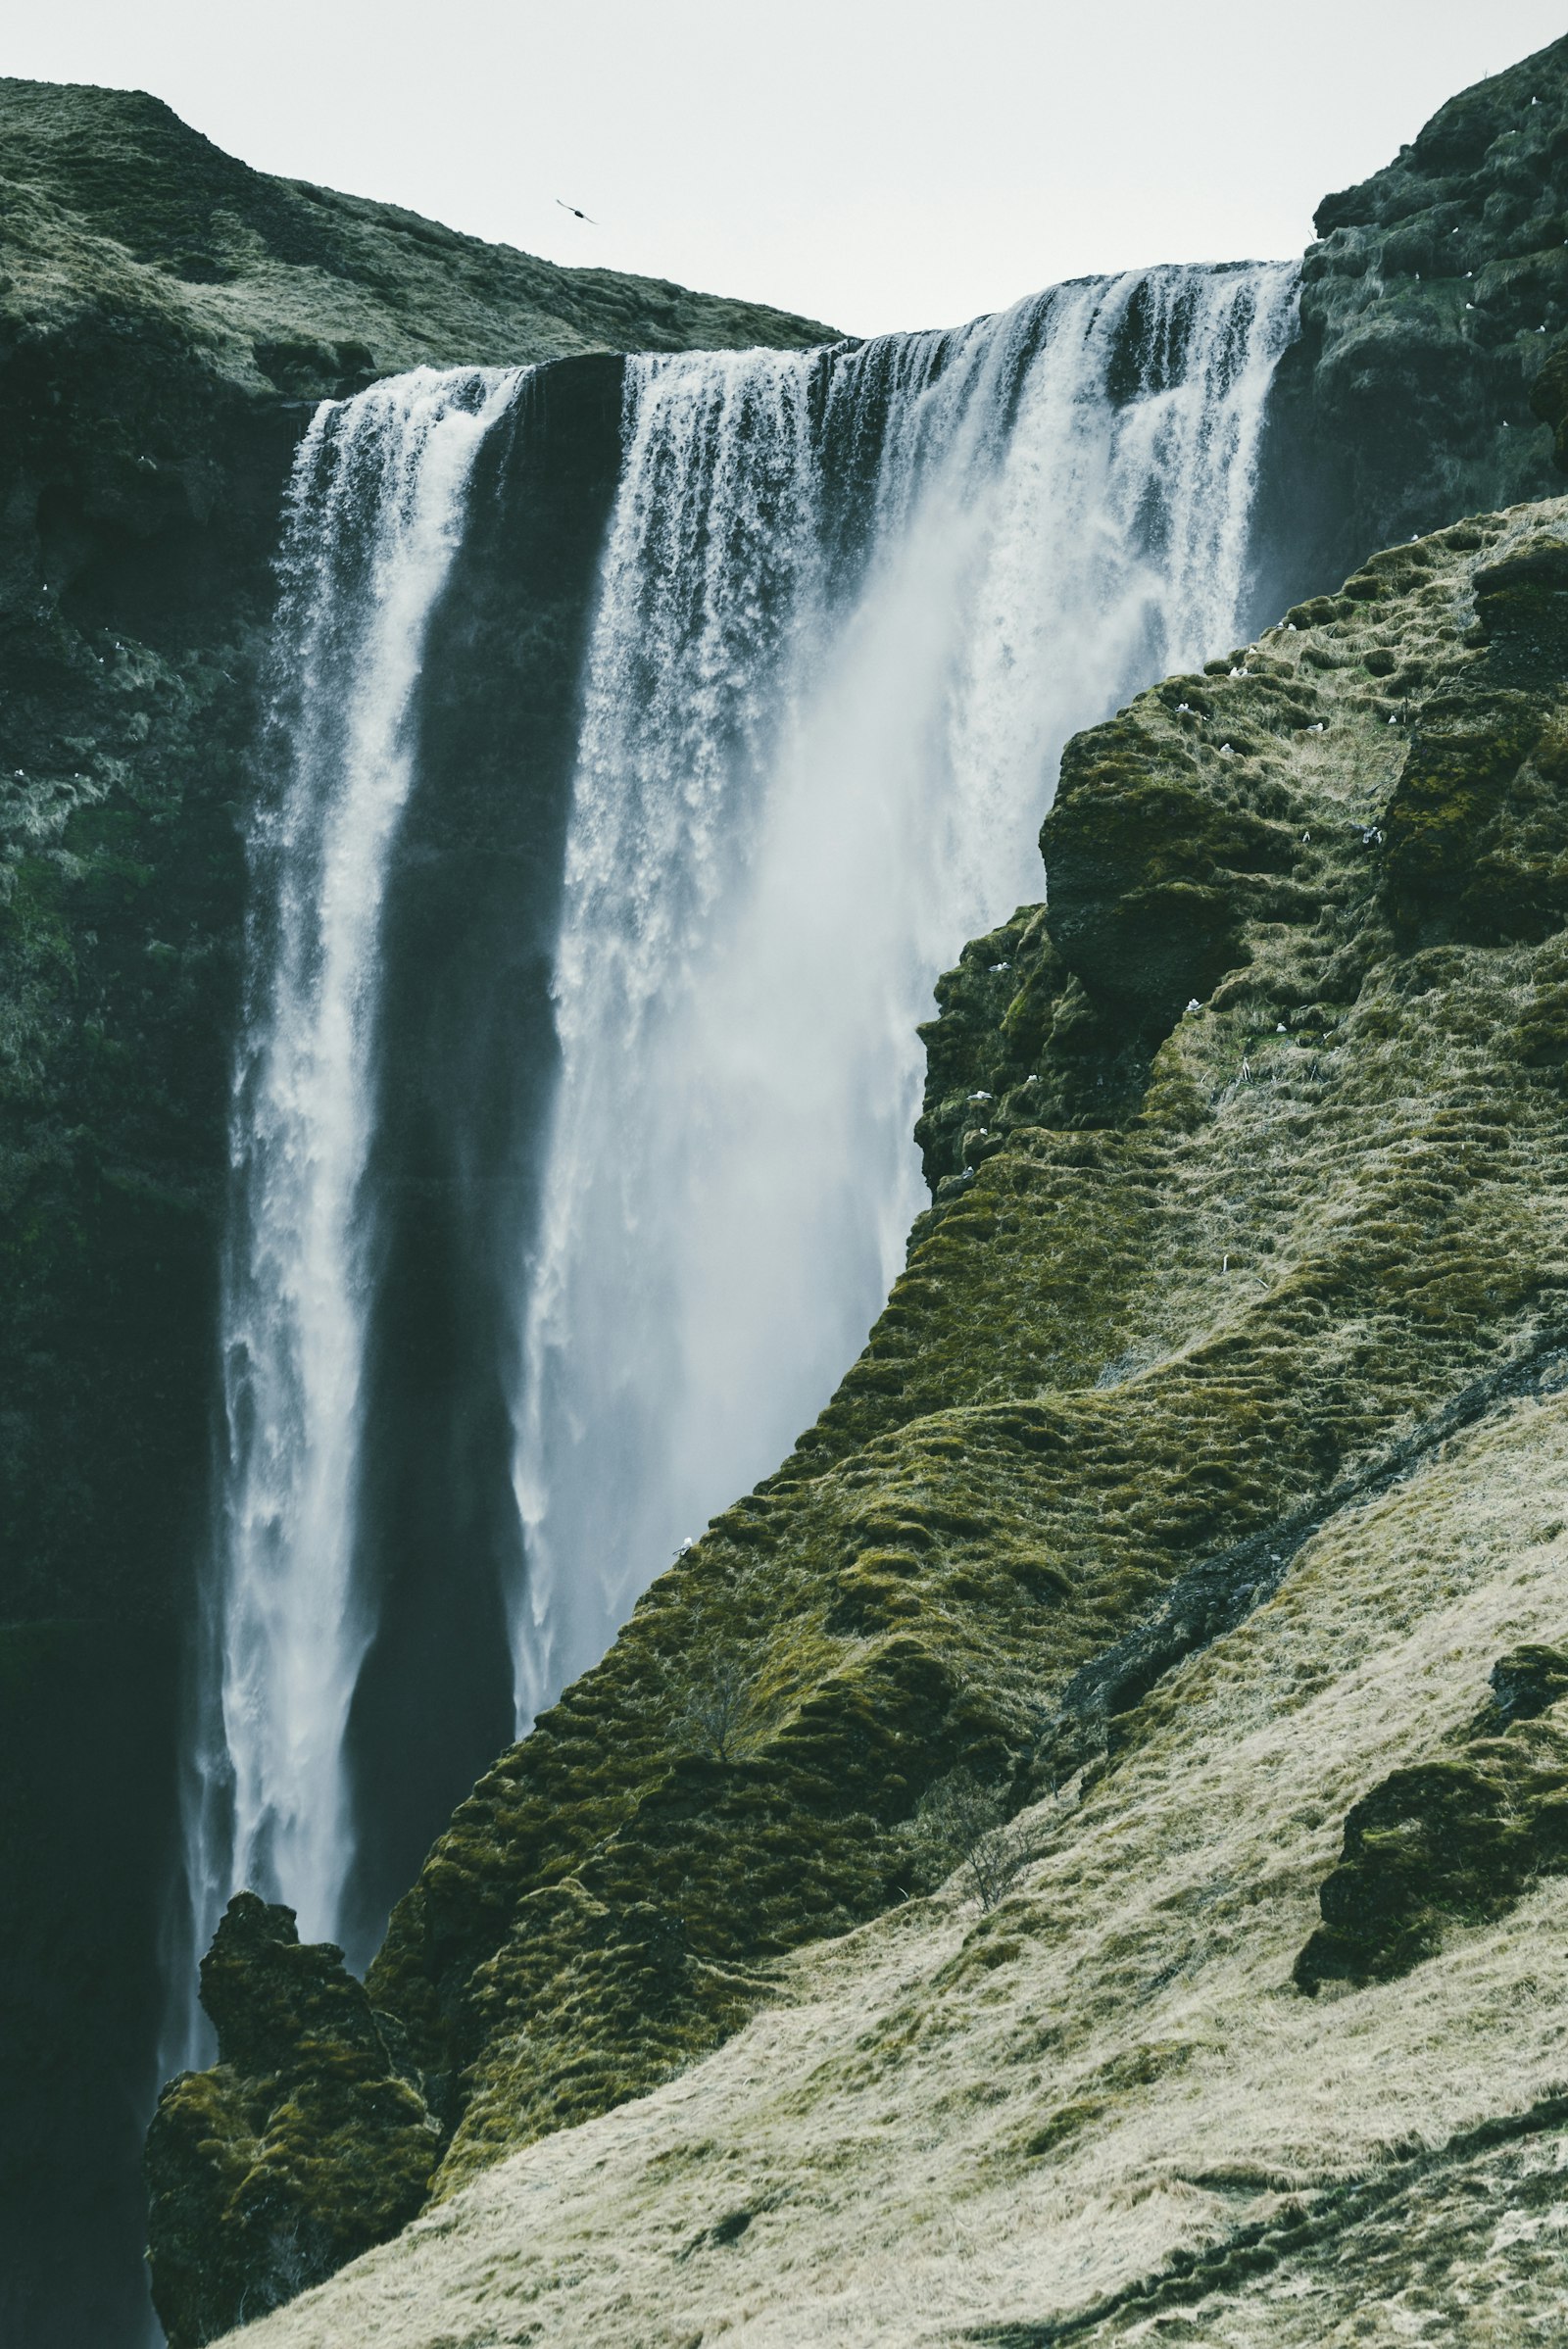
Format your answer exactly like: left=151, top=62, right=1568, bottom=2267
left=0, top=298, right=274, bottom=2349
left=342, top=354, right=631, bottom=1944
left=1373, top=533, right=1568, bottom=943
left=1040, top=704, right=1303, bottom=1029
left=145, top=1896, right=441, bottom=2349
left=1252, top=34, right=1568, bottom=610
left=1295, top=1648, right=1568, bottom=1991
left=1490, top=1640, right=1568, bottom=1723
left=0, top=1623, right=180, bottom=2349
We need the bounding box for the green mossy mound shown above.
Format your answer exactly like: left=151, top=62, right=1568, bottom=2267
left=145, top=1895, right=441, bottom=2349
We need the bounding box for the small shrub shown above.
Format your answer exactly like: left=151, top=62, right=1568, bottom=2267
left=677, top=1656, right=756, bottom=1762
left=902, top=1768, right=1030, bottom=1910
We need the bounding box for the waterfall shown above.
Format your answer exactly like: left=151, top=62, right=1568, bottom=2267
left=510, top=262, right=1298, bottom=1723
left=182, top=366, right=519, bottom=1989
left=173, top=260, right=1298, bottom=2028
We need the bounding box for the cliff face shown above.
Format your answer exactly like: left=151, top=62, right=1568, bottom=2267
left=0, top=80, right=837, bottom=1658
left=209, top=493, right=1568, bottom=2347
left=0, top=80, right=833, bottom=2349
left=1253, top=33, right=1568, bottom=605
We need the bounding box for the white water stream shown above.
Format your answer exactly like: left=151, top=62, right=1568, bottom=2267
left=181, top=367, right=519, bottom=1992
left=509, top=262, right=1298, bottom=1724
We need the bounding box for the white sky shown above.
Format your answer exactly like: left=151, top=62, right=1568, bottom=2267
left=7, top=1, right=1568, bottom=337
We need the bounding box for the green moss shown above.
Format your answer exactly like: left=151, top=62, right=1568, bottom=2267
left=1040, top=709, right=1302, bottom=1028
left=145, top=1896, right=441, bottom=2349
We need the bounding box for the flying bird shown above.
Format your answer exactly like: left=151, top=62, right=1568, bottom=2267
left=556, top=199, right=598, bottom=223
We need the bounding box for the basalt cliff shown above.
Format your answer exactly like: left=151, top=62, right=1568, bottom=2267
left=11, top=36, right=1568, bottom=2349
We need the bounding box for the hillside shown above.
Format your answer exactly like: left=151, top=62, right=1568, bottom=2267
left=0, top=78, right=836, bottom=401
left=163, top=498, right=1568, bottom=2342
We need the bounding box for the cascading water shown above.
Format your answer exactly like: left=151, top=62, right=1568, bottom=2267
left=173, top=261, right=1297, bottom=2040
left=181, top=366, right=519, bottom=2002
left=510, top=262, right=1298, bottom=1722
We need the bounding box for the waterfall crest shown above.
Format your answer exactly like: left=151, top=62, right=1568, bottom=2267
left=184, top=367, right=519, bottom=1982
left=510, top=263, right=1298, bottom=1723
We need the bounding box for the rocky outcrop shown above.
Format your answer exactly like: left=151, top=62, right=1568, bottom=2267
left=145, top=1896, right=441, bottom=2347
left=179, top=498, right=1568, bottom=2338
left=1254, top=33, right=1568, bottom=600
left=1294, top=1648, right=1568, bottom=1992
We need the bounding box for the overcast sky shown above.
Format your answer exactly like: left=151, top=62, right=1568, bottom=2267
left=8, top=1, right=1568, bottom=335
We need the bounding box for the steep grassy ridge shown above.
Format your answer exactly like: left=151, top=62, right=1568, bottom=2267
left=162, top=501, right=1568, bottom=2339
left=228, top=1356, right=1568, bottom=2346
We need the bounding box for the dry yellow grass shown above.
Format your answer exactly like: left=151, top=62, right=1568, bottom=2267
left=236, top=1378, right=1568, bottom=2345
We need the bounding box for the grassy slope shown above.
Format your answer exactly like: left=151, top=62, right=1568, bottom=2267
left=194, top=500, right=1568, bottom=2338
left=238, top=1379, right=1568, bottom=2345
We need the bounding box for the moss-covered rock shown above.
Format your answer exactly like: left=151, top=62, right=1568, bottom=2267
left=1255, top=34, right=1568, bottom=594
left=1041, top=705, right=1304, bottom=1028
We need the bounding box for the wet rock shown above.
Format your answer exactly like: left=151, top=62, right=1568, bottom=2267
left=1489, top=1641, right=1568, bottom=1723
left=1254, top=33, right=1568, bottom=595
left=1041, top=710, right=1299, bottom=1030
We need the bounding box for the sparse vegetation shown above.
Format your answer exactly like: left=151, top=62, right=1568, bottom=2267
left=677, top=1654, right=758, bottom=1763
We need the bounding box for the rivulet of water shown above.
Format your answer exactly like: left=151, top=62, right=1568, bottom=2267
left=509, top=263, right=1298, bottom=1724
left=177, top=367, right=519, bottom=2023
